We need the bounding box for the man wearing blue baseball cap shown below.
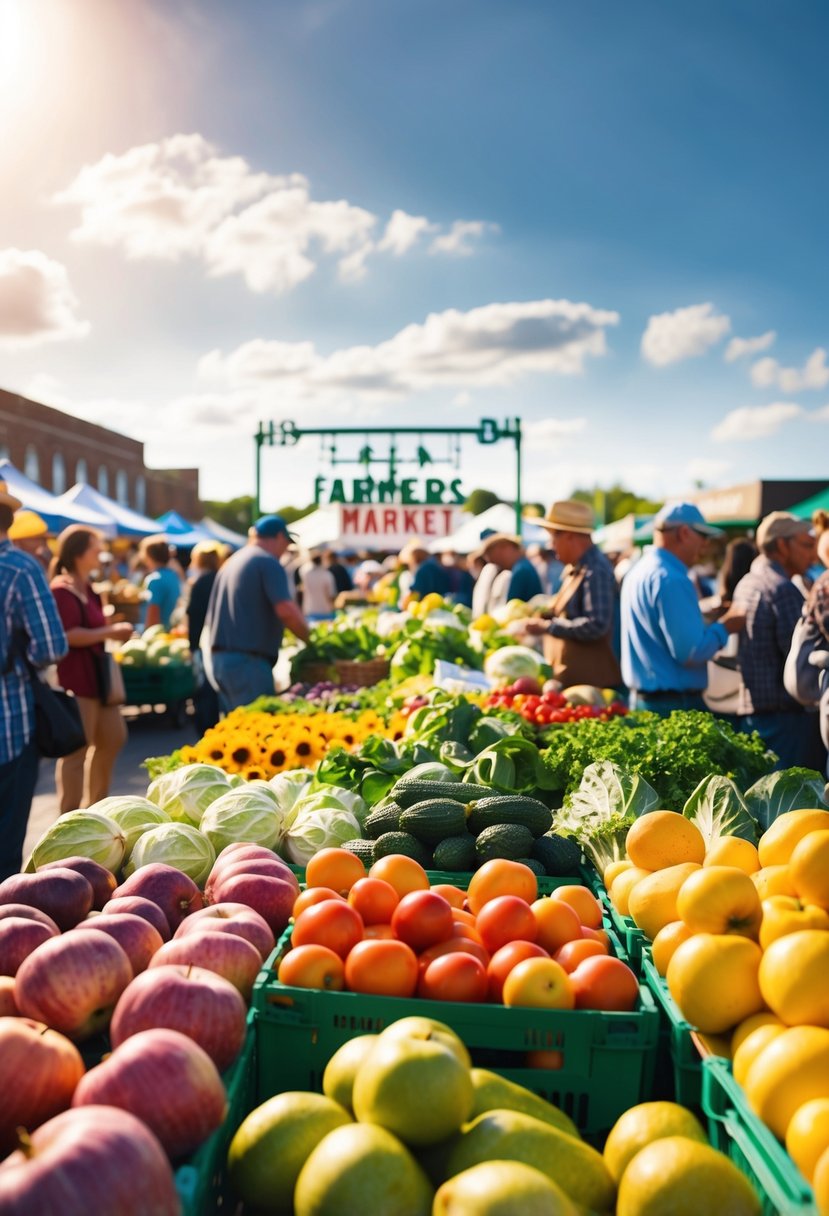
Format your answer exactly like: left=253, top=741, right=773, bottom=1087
left=620, top=502, right=746, bottom=714
left=203, top=515, right=310, bottom=712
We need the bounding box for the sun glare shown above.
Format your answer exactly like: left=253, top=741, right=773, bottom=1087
left=0, top=0, right=30, bottom=101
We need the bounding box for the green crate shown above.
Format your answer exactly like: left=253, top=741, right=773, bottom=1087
left=601, top=900, right=647, bottom=975
left=252, top=941, right=659, bottom=1137
left=641, top=951, right=707, bottom=1107
left=122, top=663, right=194, bottom=705
left=702, top=1057, right=818, bottom=1216
left=174, top=1010, right=257, bottom=1216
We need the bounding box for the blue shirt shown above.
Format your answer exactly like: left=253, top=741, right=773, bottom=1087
left=0, top=540, right=68, bottom=763
left=621, top=548, right=729, bottom=693
left=411, top=557, right=451, bottom=599
left=141, top=566, right=181, bottom=631
left=507, top=557, right=543, bottom=602
left=206, top=544, right=292, bottom=660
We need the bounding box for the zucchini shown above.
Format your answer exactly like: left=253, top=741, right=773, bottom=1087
left=391, top=779, right=493, bottom=809
left=531, top=832, right=582, bottom=877
left=364, top=802, right=403, bottom=839
left=399, top=799, right=469, bottom=845
left=341, top=838, right=375, bottom=866
left=432, top=834, right=477, bottom=872
left=475, top=823, right=535, bottom=863
left=372, top=831, right=433, bottom=868
left=467, top=795, right=552, bottom=838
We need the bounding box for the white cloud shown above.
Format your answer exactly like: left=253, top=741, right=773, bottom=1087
left=0, top=248, right=90, bottom=347
left=711, top=402, right=802, bottom=442
left=524, top=417, right=588, bottom=447
left=54, top=134, right=495, bottom=294
left=641, top=302, right=731, bottom=367
left=750, top=347, right=829, bottom=393
left=723, top=331, right=776, bottom=362
left=451, top=390, right=472, bottom=407
left=686, top=457, right=731, bottom=484
left=812, top=404, right=829, bottom=422
left=199, top=298, right=620, bottom=400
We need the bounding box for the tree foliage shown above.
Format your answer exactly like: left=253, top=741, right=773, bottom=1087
left=463, top=488, right=501, bottom=515
left=572, top=484, right=663, bottom=524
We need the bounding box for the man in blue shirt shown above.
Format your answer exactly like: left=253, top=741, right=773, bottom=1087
left=481, top=534, right=543, bottom=603
left=400, top=539, right=451, bottom=607
left=621, top=502, right=745, bottom=715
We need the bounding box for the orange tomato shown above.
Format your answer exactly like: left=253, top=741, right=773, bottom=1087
left=391, top=890, right=455, bottom=952
left=306, top=847, right=366, bottom=895
left=570, top=955, right=639, bottom=1012
left=554, top=938, right=608, bottom=973
left=291, top=900, right=364, bottom=959
left=418, top=936, right=491, bottom=974
left=486, top=941, right=549, bottom=1002
left=292, top=886, right=346, bottom=917
left=278, top=943, right=345, bottom=991
left=450, top=908, right=478, bottom=928
left=363, top=923, right=396, bottom=940
left=450, top=921, right=485, bottom=944
left=525, top=1049, right=564, bottom=1070
left=344, top=938, right=419, bottom=997
left=502, top=957, right=575, bottom=1010
left=531, top=897, right=582, bottom=953
left=549, top=884, right=603, bottom=930
left=581, top=926, right=611, bottom=950
left=475, top=895, right=539, bottom=954
left=429, top=884, right=466, bottom=909
left=467, top=860, right=538, bottom=915
left=369, top=854, right=430, bottom=898
left=417, top=952, right=489, bottom=1002
left=347, top=877, right=399, bottom=925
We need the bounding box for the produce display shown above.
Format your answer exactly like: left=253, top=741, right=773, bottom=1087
left=116, top=625, right=191, bottom=668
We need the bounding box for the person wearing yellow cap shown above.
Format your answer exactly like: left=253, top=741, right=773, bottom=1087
left=8, top=510, right=50, bottom=574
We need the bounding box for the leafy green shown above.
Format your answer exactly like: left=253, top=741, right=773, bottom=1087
left=556, top=761, right=660, bottom=874
left=682, top=775, right=759, bottom=847
left=743, top=768, right=829, bottom=832
left=464, top=737, right=553, bottom=794
left=405, top=692, right=482, bottom=749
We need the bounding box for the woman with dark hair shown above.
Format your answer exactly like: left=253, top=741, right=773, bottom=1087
left=50, top=527, right=134, bottom=812
left=138, top=535, right=182, bottom=631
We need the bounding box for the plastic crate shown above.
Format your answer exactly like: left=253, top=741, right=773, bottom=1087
left=601, top=900, right=647, bottom=975
left=702, top=1057, right=818, bottom=1216
left=174, top=1009, right=257, bottom=1216
left=641, top=950, right=706, bottom=1107
left=122, top=663, right=194, bottom=706
left=252, top=940, right=659, bottom=1137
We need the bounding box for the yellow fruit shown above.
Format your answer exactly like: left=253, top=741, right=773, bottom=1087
left=604, top=859, right=633, bottom=888
left=786, top=1099, right=829, bottom=1183
left=752, top=865, right=797, bottom=899
left=628, top=864, right=701, bottom=941
left=676, top=866, right=762, bottom=938
left=651, top=921, right=694, bottom=977
left=610, top=867, right=652, bottom=916
left=790, top=831, right=829, bottom=908
left=759, top=929, right=829, bottom=1027
left=730, top=1011, right=785, bottom=1056
left=704, top=837, right=760, bottom=875
left=603, top=1101, right=708, bottom=1184
left=666, top=934, right=764, bottom=1034
left=433, top=1160, right=578, bottom=1216
left=758, top=809, right=829, bottom=868
left=744, top=1026, right=829, bottom=1140
left=732, top=1024, right=787, bottom=1087
left=814, top=1145, right=829, bottom=1216
left=616, top=1136, right=761, bottom=1216
left=759, top=895, right=829, bottom=950
left=625, top=812, right=706, bottom=871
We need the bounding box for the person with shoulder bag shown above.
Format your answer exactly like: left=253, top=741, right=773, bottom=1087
left=0, top=483, right=69, bottom=879
left=49, top=527, right=134, bottom=813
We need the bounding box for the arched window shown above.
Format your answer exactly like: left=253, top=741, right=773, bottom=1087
left=115, top=469, right=129, bottom=505
left=52, top=452, right=66, bottom=495
left=24, top=445, right=39, bottom=483
left=97, top=465, right=109, bottom=496
left=76, top=458, right=88, bottom=484
left=135, top=474, right=146, bottom=513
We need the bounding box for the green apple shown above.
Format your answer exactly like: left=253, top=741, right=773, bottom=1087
left=376, top=1015, right=471, bottom=1068
left=294, top=1122, right=432, bottom=1216
left=434, top=1160, right=578, bottom=1215
left=353, top=1034, right=474, bottom=1147
left=469, top=1069, right=580, bottom=1140
left=322, top=1034, right=377, bottom=1114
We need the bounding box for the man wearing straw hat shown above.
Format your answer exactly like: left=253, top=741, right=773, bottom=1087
left=517, top=500, right=621, bottom=689
left=0, top=482, right=67, bottom=879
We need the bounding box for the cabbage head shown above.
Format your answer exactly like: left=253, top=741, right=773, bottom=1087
left=87, top=796, right=172, bottom=856
left=125, top=823, right=216, bottom=887
left=199, top=786, right=283, bottom=854
left=269, top=769, right=314, bottom=815
left=147, top=764, right=231, bottom=826
left=284, top=786, right=367, bottom=831
left=282, top=806, right=361, bottom=866
left=483, top=645, right=544, bottom=684
left=28, top=810, right=127, bottom=874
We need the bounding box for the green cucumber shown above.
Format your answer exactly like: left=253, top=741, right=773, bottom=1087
left=391, top=779, right=493, bottom=809
left=399, top=799, right=469, bottom=845
left=467, top=795, right=552, bottom=838
left=474, top=823, right=535, bottom=863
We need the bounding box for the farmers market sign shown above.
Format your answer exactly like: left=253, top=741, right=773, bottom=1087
left=313, top=475, right=466, bottom=506
left=336, top=504, right=463, bottom=546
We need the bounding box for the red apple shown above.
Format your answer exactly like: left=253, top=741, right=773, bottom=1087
left=149, top=930, right=261, bottom=999
left=110, top=963, right=247, bottom=1072
left=174, top=903, right=275, bottom=960
left=210, top=873, right=295, bottom=936
left=75, top=914, right=163, bottom=975
left=0, top=918, right=58, bottom=977
left=102, top=896, right=171, bottom=941
left=210, top=842, right=287, bottom=873
left=112, top=863, right=203, bottom=930
left=15, top=930, right=133, bottom=1041
left=0, top=870, right=93, bottom=931
left=207, top=858, right=299, bottom=904
left=72, top=1027, right=227, bottom=1159
left=0, top=1105, right=180, bottom=1213
left=39, top=857, right=117, bottom=911
left=0, top=1017, right=85, bottom=1155
left=0, top=905, right=60, bottom=935
left=0, top=977, right=18, bottom=1017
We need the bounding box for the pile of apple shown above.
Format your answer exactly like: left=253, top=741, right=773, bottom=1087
left=276, top=850, right=641, bottom=1015
left=604, top=807, right=829, bottom=1205
left=0, top=844, right=300, bottom=1213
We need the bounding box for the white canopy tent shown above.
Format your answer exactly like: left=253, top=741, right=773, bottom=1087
left=429, top=503, right=550, bottom=553
left=55, top=483, right=159, bottom=538
left=0, top=461, right=116, bottom=535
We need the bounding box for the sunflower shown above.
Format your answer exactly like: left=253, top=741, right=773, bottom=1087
left=242, top=765, right=267, bottom=781
left=194, top=737, right=233, bottom=767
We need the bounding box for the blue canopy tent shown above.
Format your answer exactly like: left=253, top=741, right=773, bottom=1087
left=154, top=510, right=214, bottom=548
left=55, top=483, right=159, bottom=538
left=198, top=516, right=247, bottom=549
left=0, top=460, right=115, bottom=535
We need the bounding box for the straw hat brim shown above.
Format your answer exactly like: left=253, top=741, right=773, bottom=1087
left=524, top=514, right=594, bottom=535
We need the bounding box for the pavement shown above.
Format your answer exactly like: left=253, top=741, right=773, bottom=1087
left=24, top=707, right=199, bottom=861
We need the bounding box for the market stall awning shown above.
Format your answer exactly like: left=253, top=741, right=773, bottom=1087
left=430, top=503, right=549, bottom=553
left=198, top=516, right=247, bottom=549
left=56, top=482, right=160, bottom=538
left=788, top=486, right=829, bottom=520
left=0, top=460, right=116, bottom=535
left=154, top=510, right=214, bottom=547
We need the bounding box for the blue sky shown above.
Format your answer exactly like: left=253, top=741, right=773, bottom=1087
left=1, top=0, right=827, bottom=513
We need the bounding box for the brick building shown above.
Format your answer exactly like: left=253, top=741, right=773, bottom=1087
left=0, top=389, right=200, bottom=519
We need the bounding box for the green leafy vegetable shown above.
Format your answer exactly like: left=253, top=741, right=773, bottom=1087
left=682, top=775, right=758, bottom=847
left=743, top=768, right=829, bottom=832
left=556, top=761, right=660, bottom=874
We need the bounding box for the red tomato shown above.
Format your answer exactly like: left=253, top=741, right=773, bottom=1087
left=291, top=900, right=364, bottom=959
left=418, top=936, right=491, bottom=975
left=348, top=877, right=399, bottom=925
left=344, top=938, right=419, bottom=997
left=278, top=944, right=345, bottom=991
left=570, top=955, right=639, bottom=1011
left=553, top=938, right=608, bottom=974
left=292, top=887, right=346, bottom=917
left=391, top=890, right=455, bottom=952
left=417, top=952, right=489, bottom=1002
left=475, top=895, right=539, bottom=954
left=486, top=941, right=549, bottom=1003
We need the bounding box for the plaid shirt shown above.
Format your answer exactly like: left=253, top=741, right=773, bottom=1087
left=806, top=569, right=829, bottom=645
left=733, top=554, right=805, bottom=714
left=0, top=541, right=68, bottom=764
left=547, top=544, right=616, bottom=641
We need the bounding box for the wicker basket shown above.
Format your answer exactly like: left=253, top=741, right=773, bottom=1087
left=333, top=658, right=390, bottom=687
left=299, top=661, right=338, bottom=685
